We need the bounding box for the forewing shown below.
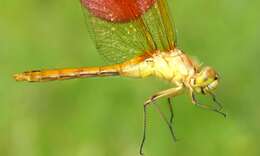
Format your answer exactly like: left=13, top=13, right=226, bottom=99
left=81, top=0, right=176, bottom=63
left=142, top=0, right=176, bottom=51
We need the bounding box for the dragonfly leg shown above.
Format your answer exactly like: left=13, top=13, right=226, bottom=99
left=153, top=100, right=178, bottom=141
left=191, top=92, right=227, bottom=118
left=209, top=92, right=224, bottom=111
left=139, top=86, right=183, bottom=155
left=167, top=98, right=174, bottom=125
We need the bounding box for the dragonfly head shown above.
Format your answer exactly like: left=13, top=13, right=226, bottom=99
left=190, top=66, right=219, bottom=94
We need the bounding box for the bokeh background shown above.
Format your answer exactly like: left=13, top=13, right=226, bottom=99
left=1, top=0, right=259, bottom=156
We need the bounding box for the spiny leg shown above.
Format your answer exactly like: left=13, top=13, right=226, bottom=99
left=209, top=92, right=224, bottom=111
left=139, top=99, right=177, bottom=156
left=153, top=101, right=178, bottom=142
left=167, top=98, right=174, bottom=125
left=139, top=100, right=151, bottom=156
left=139, top=87, right=183, bottom=155
left=191, top=92, right=226, bottom=118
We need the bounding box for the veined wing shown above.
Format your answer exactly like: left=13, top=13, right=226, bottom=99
left=81, top=0, right=177, bottom=63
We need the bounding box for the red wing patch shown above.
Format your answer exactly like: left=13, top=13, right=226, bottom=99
left=81, top=0, right=155, bottom=22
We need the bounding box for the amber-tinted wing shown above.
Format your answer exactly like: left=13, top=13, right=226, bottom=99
left=81, top=0, right=176, bottom=63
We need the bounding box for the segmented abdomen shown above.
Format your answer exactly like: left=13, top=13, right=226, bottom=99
left=14, top=66, right=121, bottom=82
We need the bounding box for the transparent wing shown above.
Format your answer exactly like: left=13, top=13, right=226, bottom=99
left=81, top=0, right=176, bottom=63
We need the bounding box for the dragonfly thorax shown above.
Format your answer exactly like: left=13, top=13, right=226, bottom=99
left=151, top=49, right=196, bottom=83
left=122, top=48, right=198, bottom=85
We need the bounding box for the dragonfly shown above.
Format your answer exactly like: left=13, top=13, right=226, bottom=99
left=14, top=0, right=226, bottom=154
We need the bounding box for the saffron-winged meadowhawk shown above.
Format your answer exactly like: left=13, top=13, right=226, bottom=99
left=14, top=0, right=226, bottom=154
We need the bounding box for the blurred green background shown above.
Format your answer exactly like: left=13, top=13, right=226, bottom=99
left=1, top=0, right=259, bottom=156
